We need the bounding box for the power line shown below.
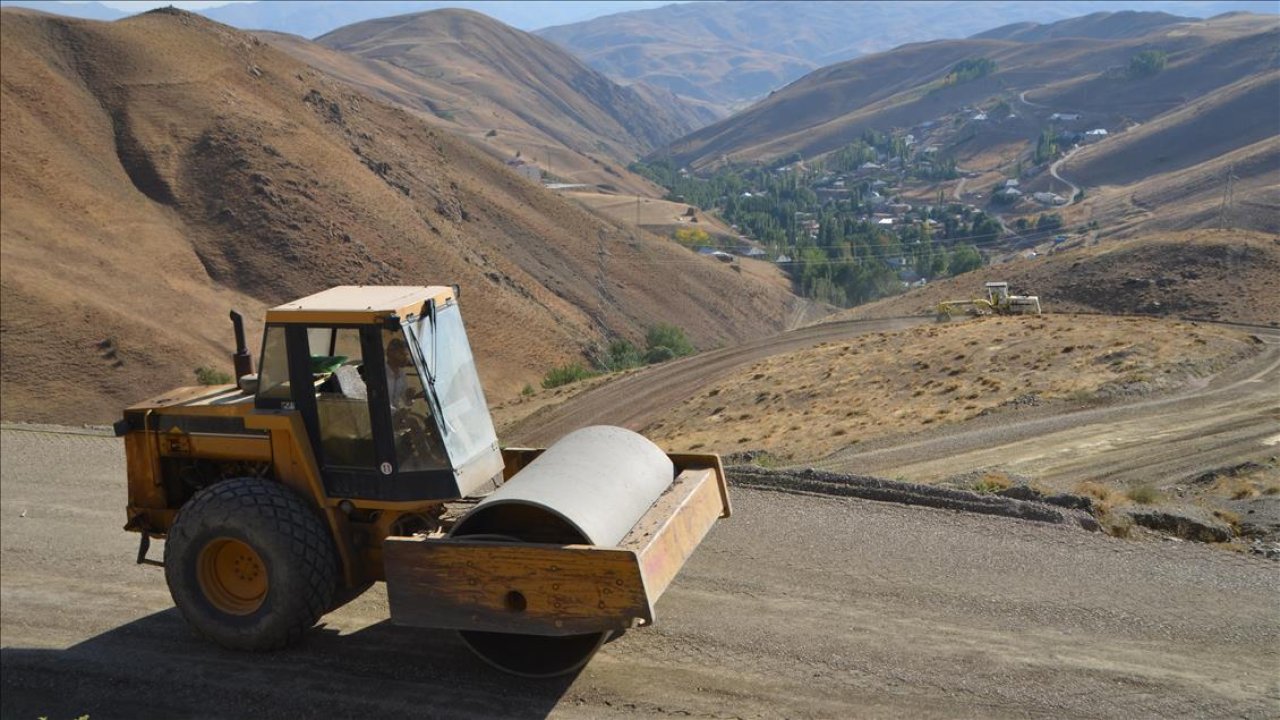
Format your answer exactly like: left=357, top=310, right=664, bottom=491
left=601, top=221, right=1086, bottom=268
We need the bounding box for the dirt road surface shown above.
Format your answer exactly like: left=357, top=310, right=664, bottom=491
left=1049, top=146, right=1083, bottom=206
left=3, top=427, right=1277, bottom=719
left=506, top=317, right=926, bottom=447
left=816, top=324, right=1280, bottom=488
left=508, top=319, right=1280, bottom=493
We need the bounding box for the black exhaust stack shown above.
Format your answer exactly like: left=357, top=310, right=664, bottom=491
left=230, top=310, right=254, bottom=380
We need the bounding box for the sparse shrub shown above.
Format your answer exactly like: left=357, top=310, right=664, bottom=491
left=1076, top=480, right=1122, bottom=513
left=521, top=383, right=535, bottom=396
left=1210, top=477, right=1257, bottom=499
left=972, top=472, right=1013, bottom=494
left=1126, top=483, right=1162, bottom=505
left=195, top=366, right=233, bottom=385
left=1212, top=508, right=1241, bottom=528
left=645, top=346, right=676, bottom=364
left=1102, top=511, right=1134, bottom=538
left=485, top=129, right=497, bottom=138
left=600, top=338, right=645, bottom=372
left=645, top=323, right=695, bottom=362
left=541, top=362, right=594, bottom=389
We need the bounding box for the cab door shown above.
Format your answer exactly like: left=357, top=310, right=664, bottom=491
left=273, top=324, right=398, bottom=499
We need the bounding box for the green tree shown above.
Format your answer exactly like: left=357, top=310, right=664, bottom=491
left=1034, top=129, right=1058, bottom=164
left=1036, top=213, right=1064, bottom=231
left=1128, top=50, right=1167, bottom=78
left=948, top=245, right=984, bottom=275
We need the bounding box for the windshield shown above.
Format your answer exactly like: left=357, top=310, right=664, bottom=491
left=405, top=302, right=498, bottom=468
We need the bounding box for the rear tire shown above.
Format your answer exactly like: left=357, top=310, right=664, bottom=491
left=164, top=478, right=337, bottom=650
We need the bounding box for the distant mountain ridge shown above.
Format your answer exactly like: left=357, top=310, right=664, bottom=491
left=0, top=0, right=679, bottom=34
left=259, top=8, right=715, bottom=194
left=537, top=1, right=1276, bottom=113
left=656, top=11, right=1279, bottom=172
left=317, top=9, right=706, bottom=155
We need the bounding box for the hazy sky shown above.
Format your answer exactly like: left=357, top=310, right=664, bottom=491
left=94, top=1, right=249, bottom=7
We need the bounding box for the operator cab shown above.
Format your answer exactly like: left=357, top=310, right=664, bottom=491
left=253, top=286, right=502, bottom=502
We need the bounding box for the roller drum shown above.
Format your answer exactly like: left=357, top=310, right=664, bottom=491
left=451, top=425, right=676, bottom=546
left=449, top=426, right=675, bottom=677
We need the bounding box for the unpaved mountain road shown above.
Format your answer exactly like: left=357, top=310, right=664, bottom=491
left=2, top=428, right=1277, bottom=719
left=816, top=323, right=1280, bottom=488
left=509, top=318, right=1280, bottom=494
left=506, top=316, right=927, bottom=447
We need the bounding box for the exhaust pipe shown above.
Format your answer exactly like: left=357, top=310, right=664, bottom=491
left=229, top=310, right=254, bottom=381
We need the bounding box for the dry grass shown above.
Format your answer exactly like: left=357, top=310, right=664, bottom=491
left=0, top=9, right=799, bottom=424
left=645, top=314, right=1258, bottom=460
left=1125, top=483, right=1163, bottom=505
left=1075, top=480, right=1124, bottom=513
left=971, top=471, right=1014, bottom=494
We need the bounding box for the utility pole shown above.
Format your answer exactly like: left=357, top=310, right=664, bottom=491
left=1218, top=163, right=1236, bottom=230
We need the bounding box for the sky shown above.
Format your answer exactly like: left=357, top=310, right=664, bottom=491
left=94, top=1, right=248, bottom=8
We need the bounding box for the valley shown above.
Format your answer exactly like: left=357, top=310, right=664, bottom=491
left=0, top=2, right=1277, bottom=718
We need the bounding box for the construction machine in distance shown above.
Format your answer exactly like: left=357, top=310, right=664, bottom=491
left=116, top=285, right=730, bottom=677
left=937, top=281, right=1042, bottom=321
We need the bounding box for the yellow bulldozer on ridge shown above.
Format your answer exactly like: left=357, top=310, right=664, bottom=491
left=116, top=285, right=729, bottom=677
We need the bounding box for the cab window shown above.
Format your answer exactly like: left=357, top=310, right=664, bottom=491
left=256, top=326, right=290, bottom=402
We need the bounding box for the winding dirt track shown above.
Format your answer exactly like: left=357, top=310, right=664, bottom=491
left=817, top=322, right=1280, bottom=487
left=510, top=318, right=1280, bottom=494
left=3, top=317, right=1279, bottom=719
left=507, top=317, right=927, bottom=447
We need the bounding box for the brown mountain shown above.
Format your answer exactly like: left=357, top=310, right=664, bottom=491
left=536, top=2, right=1259, bottom=114
left=973, top=10, right=1191, bottom=41
left=658, top=12, right=1278, bottom=171
left=0, top=7, right=802, bottom=425
left=303, top=9, right=712, bottom=185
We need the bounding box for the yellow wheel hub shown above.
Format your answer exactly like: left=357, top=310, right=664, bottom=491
left=197, top=537, right=268, bottom=615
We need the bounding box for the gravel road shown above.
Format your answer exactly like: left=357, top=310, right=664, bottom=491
left=508, top=318, right=1279, bottom=493
left=2, top=428, right=1278, bottom=719
left=506, top=317, right=926, bottom=447
left=814, top=325, right=1280, bottom=487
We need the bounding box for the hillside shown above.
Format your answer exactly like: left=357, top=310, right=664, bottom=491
left=643, top=314, right=1260, bottom=462
left=974, top=10, right=1190, bottom=41
left=831, top=230, right=1280, bottom=325
left=308, top=9, right=709, bottom=181
left=259, top=29, right=664, bottom=196
left=537, top=1, right=1270, bottom=114
left=0, top=8, right=802, bottom=425
left=658, top=12, right=1278, bottom=171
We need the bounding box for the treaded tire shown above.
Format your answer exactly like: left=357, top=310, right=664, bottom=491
left=164, top=478, right=337, bottom=651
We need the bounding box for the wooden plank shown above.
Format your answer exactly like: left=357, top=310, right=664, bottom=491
left=619, top=468, right=728, bottom=613
left=384, top=538, right=650, bottom=635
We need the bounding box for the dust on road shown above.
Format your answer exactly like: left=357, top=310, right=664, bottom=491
left=3, top=429, right=1277, bottom=719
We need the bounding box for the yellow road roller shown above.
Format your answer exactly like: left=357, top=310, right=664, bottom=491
left=116, top=285, right=730, bottom=676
